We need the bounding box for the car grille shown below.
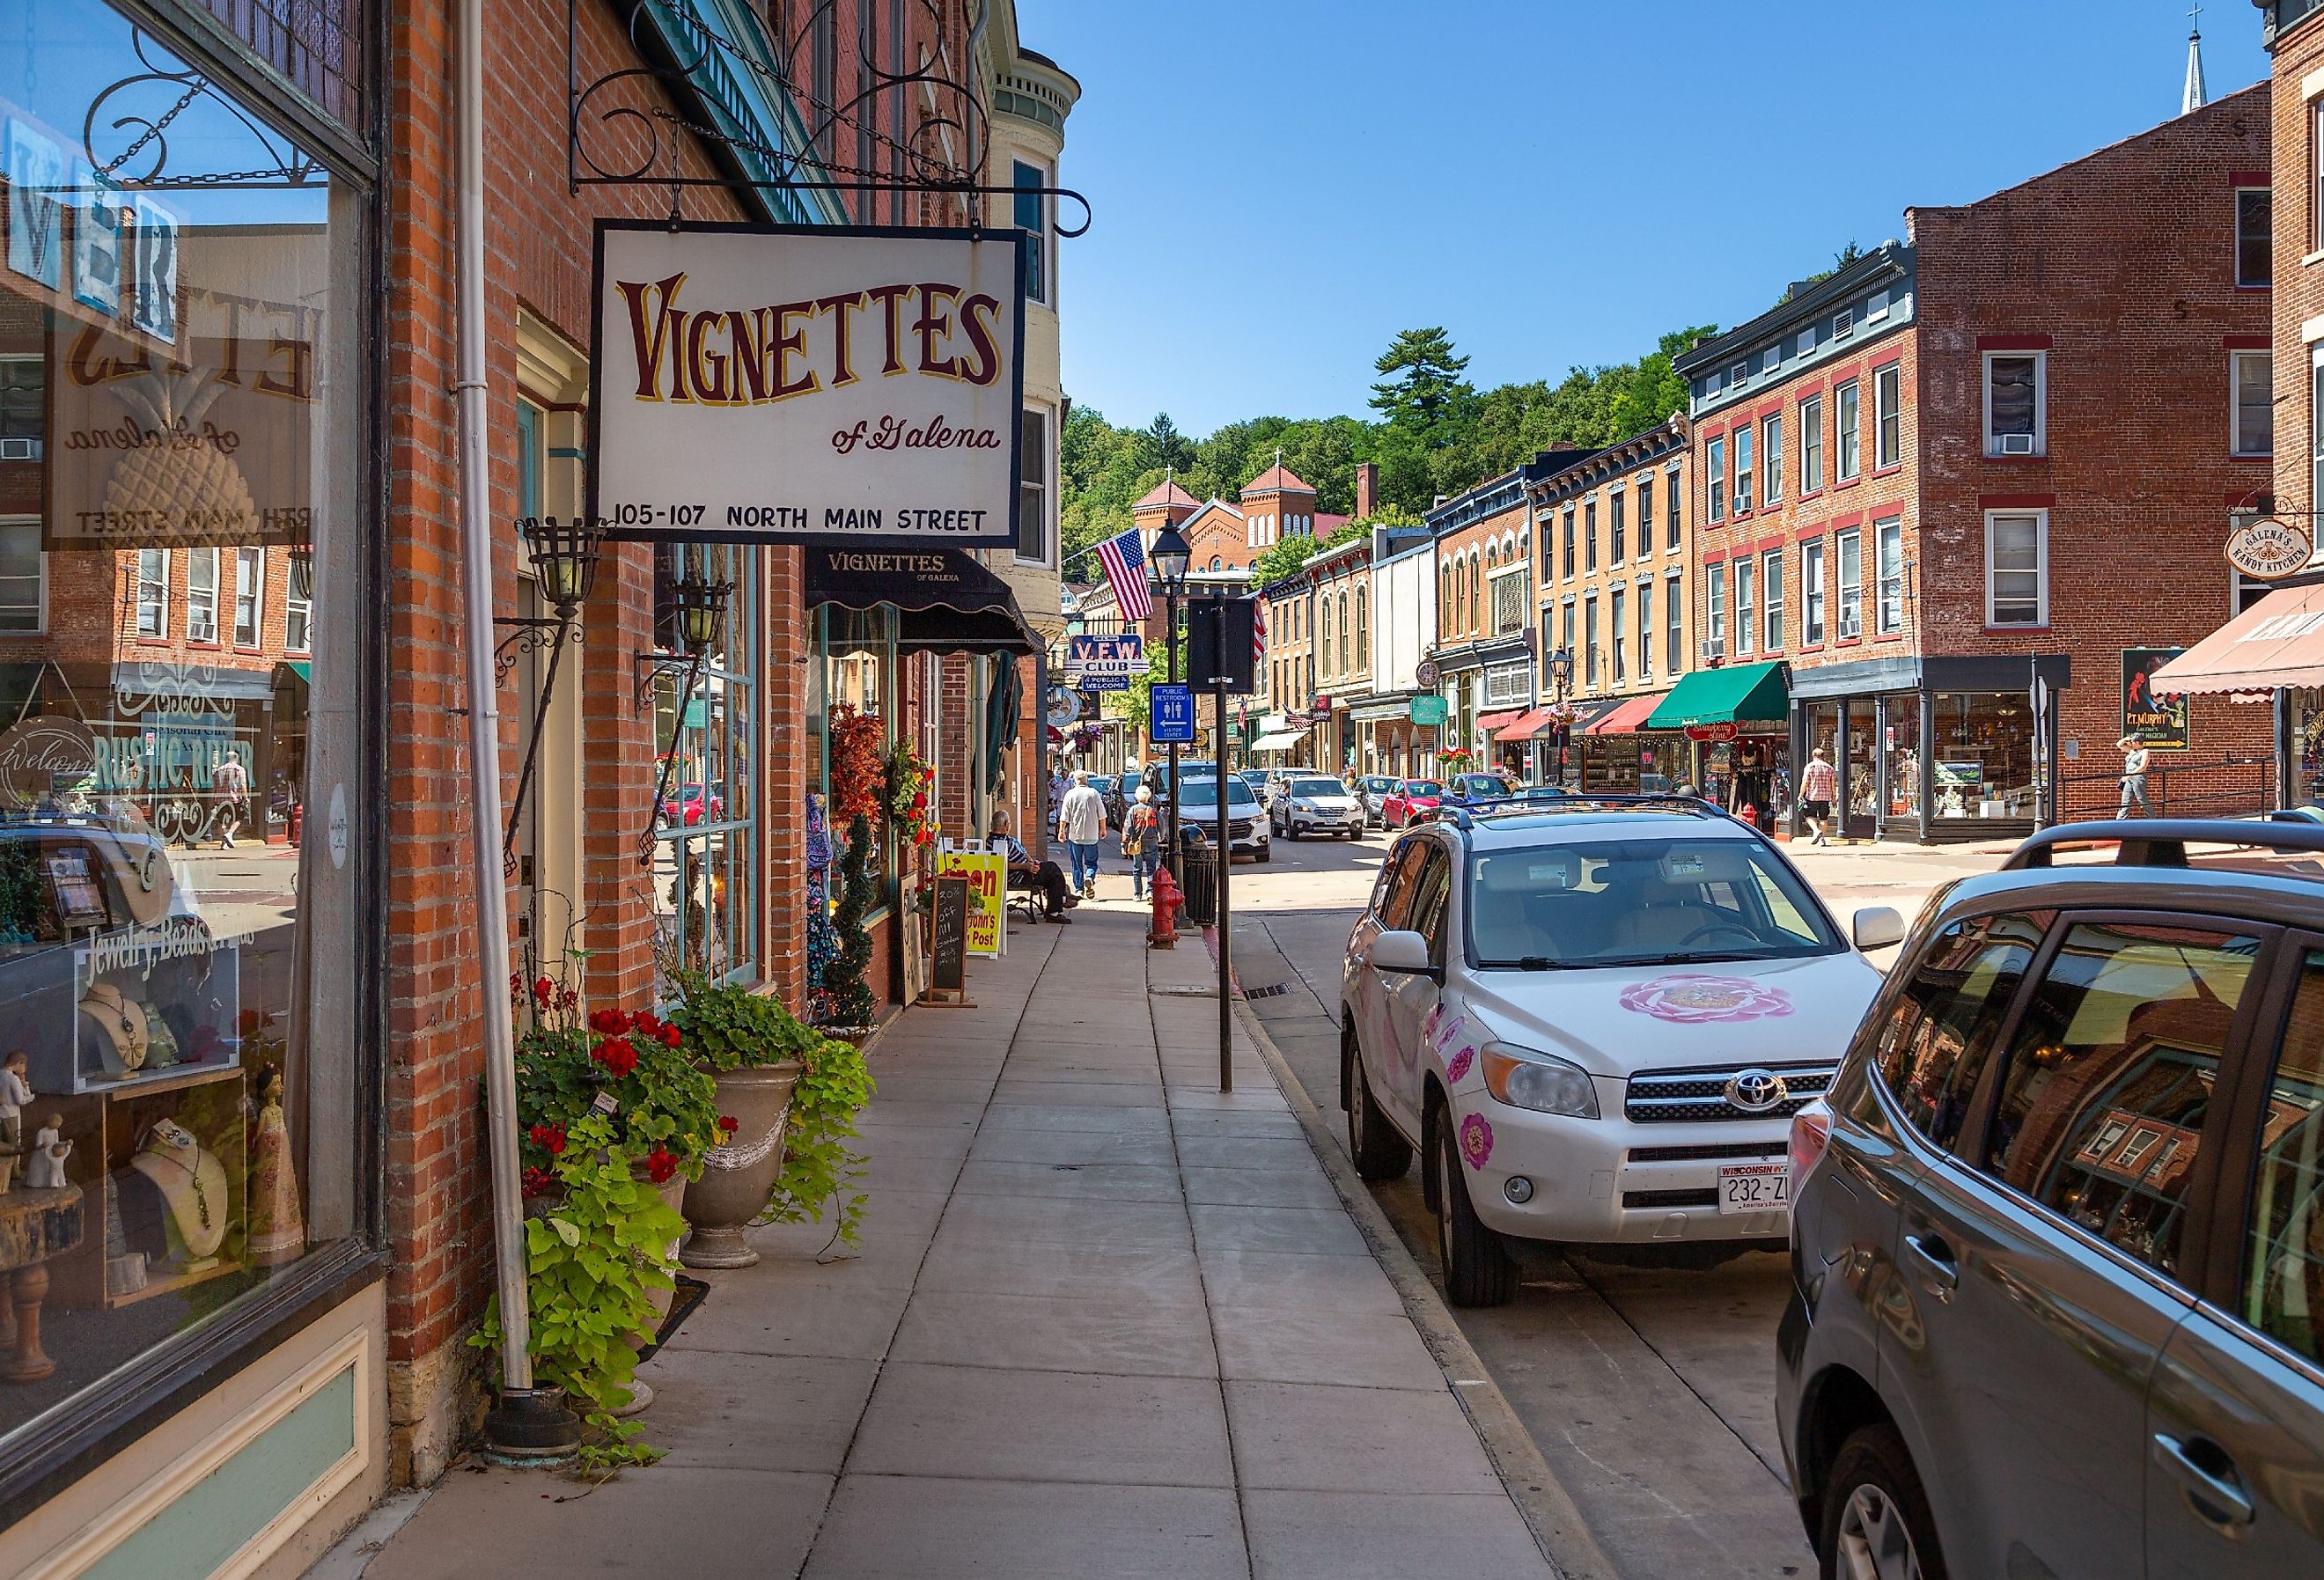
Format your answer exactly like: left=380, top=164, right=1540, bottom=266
left=1624, top=1062, right=1835, bottom=1124
left=1229, top=819, right=1253, bottom=838
left=1627, top=1141, right=1789, bottom=1164
left=1622, top=1187, right=1719, bottom=1209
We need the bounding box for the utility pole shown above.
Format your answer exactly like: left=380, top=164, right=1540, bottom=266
left=1207, top=595, right=1234, bottom=1094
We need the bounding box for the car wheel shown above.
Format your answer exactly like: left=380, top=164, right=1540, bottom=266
left=1820, top=1424, right=1945, bottom=1580
left=1347, top=1033, right=1413, bottom=1182
left=1435, top=1109, right=1516, bottom=1307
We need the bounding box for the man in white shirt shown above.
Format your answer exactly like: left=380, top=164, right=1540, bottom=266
left=211, top=753, right=250, bottom=849
left=2117, top=736, right=2151, bottom=818
left=1057, top=770, right=1107, bottom=899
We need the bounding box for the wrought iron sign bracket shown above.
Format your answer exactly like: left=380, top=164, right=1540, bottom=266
left=633, top=651, right=696, bottom=717
left=567, top=0, right=1092, bottom=237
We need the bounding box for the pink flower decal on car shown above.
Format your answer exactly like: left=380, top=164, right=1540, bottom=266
left=1445, top=1046, right=1475, bottom=1083
left=1616, top=974, right=1795, bottom=1025
left=1459, top=1112, right=1494, bottom=1170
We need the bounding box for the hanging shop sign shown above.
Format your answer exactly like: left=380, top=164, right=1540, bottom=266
left=2122, top=647, right=2190, bottom=749
left=1408, top=694, right=1448, bottom=727
left=1067, top=634, right=1145, bottom=692
left=1045, top=685, right=1083, bottom=728
left=1685, top=721, right=1740, bottom=744
left=590, top=220, right=1026, bottom=547
left=2225, top=515, right=2313, bottom=582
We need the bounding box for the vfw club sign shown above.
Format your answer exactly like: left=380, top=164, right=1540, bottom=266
left=590, top=221, right=1026, bottom=546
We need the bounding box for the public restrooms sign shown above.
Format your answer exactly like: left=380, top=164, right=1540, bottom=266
left=590, top=221, right=1026, bottom=547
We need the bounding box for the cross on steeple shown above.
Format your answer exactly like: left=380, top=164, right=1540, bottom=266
left=2183, top=2, right=2207, bottom=115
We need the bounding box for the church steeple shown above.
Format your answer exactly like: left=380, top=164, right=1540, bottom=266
left=2182, top=3, right=2207, bottom=116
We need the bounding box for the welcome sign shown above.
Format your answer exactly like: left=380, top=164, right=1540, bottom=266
left=590, top=221, right=1026, bottom=547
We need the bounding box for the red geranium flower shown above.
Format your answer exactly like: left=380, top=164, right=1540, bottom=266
left=718, top=1114, right=739, bottom=1134
left=531, top=975, right=553, bottom=1004
left=528, top=1122, right=567, bottom=1155
left=593, top=1037, right=638, bottom=1077
left=658, top=1023, right=681, bottom=1047
left=632, top=1012, right=662, bottom=1040
left=588, top=1008, right=626, bottom=1034
left=521, top=1165, right=554, bottom=1197
left=644, top=1147, right=679, bottom=1184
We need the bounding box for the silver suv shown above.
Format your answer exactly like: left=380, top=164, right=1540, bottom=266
left=1778, top=820, right=2324, bottom=1579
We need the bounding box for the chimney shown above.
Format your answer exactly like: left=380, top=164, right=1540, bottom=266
left=1355, top=461, right=1379, bottom=521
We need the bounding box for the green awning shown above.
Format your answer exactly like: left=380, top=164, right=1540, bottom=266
left=1644, top=661, right=1789, bottom=729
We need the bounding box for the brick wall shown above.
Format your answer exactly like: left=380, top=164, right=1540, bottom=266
left=2273, top=22, right=2324, bottom=514
left=1914, top=85, right=2275, bottom=813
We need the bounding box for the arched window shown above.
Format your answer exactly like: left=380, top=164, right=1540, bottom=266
left=1338, top=591, right=1350, bottom=672
left=1320, top=596, right=1334, bottom=674
left=1210, top=555, right=1223, bottom=570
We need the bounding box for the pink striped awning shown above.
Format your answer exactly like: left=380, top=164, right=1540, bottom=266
left=2150, top=584, right=2324, bottom=694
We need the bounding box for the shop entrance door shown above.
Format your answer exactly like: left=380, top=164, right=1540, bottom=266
left=1845, top=697, right=1879, bottom=839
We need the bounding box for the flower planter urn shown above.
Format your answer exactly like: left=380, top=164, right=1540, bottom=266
left=680, top=1062, right=803, bottom=1268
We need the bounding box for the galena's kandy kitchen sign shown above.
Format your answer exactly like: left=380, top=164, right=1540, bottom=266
left=590, top=221, right=1026, bottom=547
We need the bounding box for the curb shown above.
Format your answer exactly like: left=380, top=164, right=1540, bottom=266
left=1231, top=994, right=1618, bottom=1580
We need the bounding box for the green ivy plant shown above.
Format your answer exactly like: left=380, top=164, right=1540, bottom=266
left=471, top=1114, right=687, bottom=1471
left=662, top=968, right=876, bottom=1246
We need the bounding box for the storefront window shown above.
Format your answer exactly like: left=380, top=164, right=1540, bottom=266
left=1884, top=697, right=1922, bottom=819
left=812, top=605, right=896, bottom=905
left=651, top=545, right=756, bottom=984
left=1, top=0, right=368, bottom=1457
left=1931, top=692, right=2038, bottom=819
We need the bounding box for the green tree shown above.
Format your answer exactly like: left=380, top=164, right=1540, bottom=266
left=1370, top=327, right=1477, bottom=438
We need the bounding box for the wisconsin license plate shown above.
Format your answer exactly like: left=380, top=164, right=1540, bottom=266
left=1717, top=1163, right=1790, bottom=1215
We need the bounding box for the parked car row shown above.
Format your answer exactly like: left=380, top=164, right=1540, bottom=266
left=1338, top=805, right=2324, bottom=1578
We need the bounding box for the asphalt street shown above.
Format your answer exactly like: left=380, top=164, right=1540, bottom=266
left=1195, top=815, right=2003, bottom=1579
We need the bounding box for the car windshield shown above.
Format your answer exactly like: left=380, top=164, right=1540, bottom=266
left=1455, top=775, right=1505, bottom=797
left=1179, top=780, right=1258, bottom=809
left=1364, top=777, right=1393, bottom=790
left=1405, top=782, right=1443, bottom=797
left=1466, top=837, right=1842, bottom=969
left=1290, top=778, right=1344, bottom=797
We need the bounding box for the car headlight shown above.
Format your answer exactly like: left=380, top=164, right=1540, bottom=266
left=1480, top=1041, right=1600, bottom=1119
left=1291, top=799, right=1316, bottom=812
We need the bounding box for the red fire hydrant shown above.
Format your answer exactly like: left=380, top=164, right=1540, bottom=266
left=1148, top=865, right=1183, bottom=950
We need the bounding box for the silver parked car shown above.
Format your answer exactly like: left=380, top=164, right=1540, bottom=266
left=1778, top=819, right=2324, bottom=1580
left=1357, top=775, right=1400, bottom=827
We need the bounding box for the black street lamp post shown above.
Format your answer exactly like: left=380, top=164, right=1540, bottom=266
left=1548, top=646, right=1574, bottom=784
left=1149, top=517, right=1191, bottom=857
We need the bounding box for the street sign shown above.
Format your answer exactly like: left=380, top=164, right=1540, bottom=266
left=1067, top=633, right=1145, bottom=692
left=1151, top=683, right=1195, bottom=744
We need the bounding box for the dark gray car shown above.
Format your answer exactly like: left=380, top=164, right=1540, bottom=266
left=1778, top=819, right=2324, bottom=1580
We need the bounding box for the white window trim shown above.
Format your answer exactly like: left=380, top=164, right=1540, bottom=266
left=136, top=547, right=171, bottom=639
left=0, top=516, right=44, bottom=636
left=188, top=546, right=221, bottom=643
left=1013, top=158, right=1053, bottom=307
left=1982, top=349, right=2048, bottom=458
left=1835, top=527, right=1863, bottom=640
left=233, top=545, right=265, bottom=648
left=1874, top=363, right=1904, bottom=469
left=2231, top=349, right=2274, bottom=458
left=1016, top=404, right=1053, bottom=566
left=1761, top=414, right=1782, bottom=504
left=1983, top=508, right=2049, bottom=628
left=1874, top=517, right=1905, bottom=635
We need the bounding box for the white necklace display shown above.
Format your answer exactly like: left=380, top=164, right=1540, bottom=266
left=128, top=1120, right=228, bottom=1264
left=81, top=981, right=149, bottom=1075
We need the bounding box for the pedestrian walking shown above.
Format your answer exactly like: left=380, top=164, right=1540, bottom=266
left=1123, top=784, right=1160, bottom=900
left=1798, top=747, right=1838, bottom=846
left=989, top=811, right=1073, bottom=922
left=211, top=752, right=250, bottom=849
left=1059, top=769, right=1107, bottom=898
left=2117, top=735, right=2152, bottom=817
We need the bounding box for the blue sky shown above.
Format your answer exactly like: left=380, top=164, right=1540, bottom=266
left=1019, top=0, right=2267, bottom=435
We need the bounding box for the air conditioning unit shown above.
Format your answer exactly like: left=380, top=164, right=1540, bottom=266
left=0, top=437, right=37, bottom=462
left=1700, top=640, right=1725, bottom=662
left=1999, top=433, right=2036, bottom=456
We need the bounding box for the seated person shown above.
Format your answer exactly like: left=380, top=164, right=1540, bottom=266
left=989, top=811, right=1073, bottom=923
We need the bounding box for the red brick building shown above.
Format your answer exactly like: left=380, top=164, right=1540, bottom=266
left=1675, top=87, right=2273, bottom=841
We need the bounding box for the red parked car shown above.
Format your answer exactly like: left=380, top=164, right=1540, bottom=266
left=657, top=783, right=726, bottom=827
left=1379, top=779, right=1445, bottom=828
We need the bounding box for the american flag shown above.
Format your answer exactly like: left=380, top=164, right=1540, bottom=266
left=1094, top=526, right=1151, bottom=622
left=1252, top=597, right=1268, bottom=665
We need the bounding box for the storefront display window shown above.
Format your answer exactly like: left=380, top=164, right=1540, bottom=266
left=811, top=606, right=896, bottom=903
left=1931, top=692, right=2037, bottom=819
left=1, top=0, right=369, bottom=1463
left=651, top=544, right=756, bottom=984
left=2294, top=688, right=2324, bottom=805
left=1884, top=697, right=1922, bottom=819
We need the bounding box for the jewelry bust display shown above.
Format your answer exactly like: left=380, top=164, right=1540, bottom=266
left=79, top=981, right=150, bottom=1077
left=126, top=1118, right=227, bottom=1267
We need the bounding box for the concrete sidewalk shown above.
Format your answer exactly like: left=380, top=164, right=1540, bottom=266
left=349, top=900, right=1558, bottom=1579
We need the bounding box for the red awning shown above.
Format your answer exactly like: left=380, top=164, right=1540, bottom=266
left=2150, top=584, right=2324, bottom=694
left=1475, top=709, right=1526, bottom=736
left=1493, top=707, right=1552, bottom=743
left=1585, top=692, right=1666, bottom=735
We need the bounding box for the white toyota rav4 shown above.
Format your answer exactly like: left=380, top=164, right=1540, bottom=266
left=1339, top=798, right=1899, bottom=1304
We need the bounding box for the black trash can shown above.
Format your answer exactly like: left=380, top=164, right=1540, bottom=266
left=1173, top=832, right=1218, bottom=927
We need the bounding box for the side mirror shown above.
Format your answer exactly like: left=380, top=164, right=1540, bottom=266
left=1852, top=906, right=1906, bottom=951
left=1371, top=929, right=1440, bottom=981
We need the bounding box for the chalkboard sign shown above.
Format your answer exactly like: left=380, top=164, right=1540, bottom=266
left=930, top=874, right=970, bottom=995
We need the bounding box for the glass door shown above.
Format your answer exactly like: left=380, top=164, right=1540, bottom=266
left=1846, top=697, right=1879, bottom=839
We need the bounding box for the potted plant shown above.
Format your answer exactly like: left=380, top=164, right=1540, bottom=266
left=512, top=974, right=723, bottom=1209
left=665, top=967, right=877, bottom=1261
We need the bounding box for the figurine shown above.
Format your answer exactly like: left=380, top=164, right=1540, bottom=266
left=0, top=1050, right=29, bottom=1193
left=247, top=1069, right=305, bottom=1268
left=26, top=1113, right=69, bottom=1191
